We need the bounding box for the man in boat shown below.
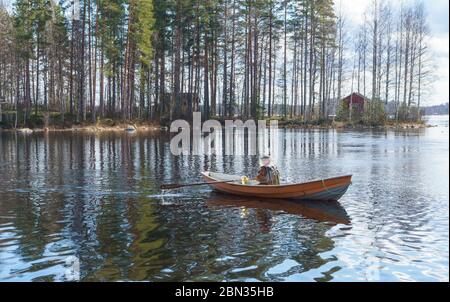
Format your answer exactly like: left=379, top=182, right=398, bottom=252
left=254, top=155, right=280, bottom=185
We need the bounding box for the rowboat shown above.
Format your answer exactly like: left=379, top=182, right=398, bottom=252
left=201, top=171, right=352, bottom=201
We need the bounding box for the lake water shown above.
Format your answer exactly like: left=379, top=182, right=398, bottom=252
left=0, top=116, right=448, bottom=281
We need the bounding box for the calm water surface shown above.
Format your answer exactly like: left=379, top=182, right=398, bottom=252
left=0, top=116, right=448, bottom=281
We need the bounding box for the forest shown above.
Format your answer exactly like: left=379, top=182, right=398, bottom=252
left=0, top=0, right=432, bottom=128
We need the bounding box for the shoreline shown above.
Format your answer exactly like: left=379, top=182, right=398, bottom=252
left=0, top=122, right=167, bottom=134
left=0, top=120, right=436, bottom=133
left=280, top=121, right=434, bottom=130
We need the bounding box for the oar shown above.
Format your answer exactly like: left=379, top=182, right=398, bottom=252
left=160, top=179, right=239, bottom=190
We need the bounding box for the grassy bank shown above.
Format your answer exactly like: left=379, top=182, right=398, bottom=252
left=0, top=112, right=164, bottom=133
left=274, top=117, right=429, bottom=130
left=0, top=111, right=431, bottom=133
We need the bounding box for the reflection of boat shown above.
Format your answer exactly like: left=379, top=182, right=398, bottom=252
left=201, top=171, right=352, bottom=201
left=206, top=193, right=351, bottom=225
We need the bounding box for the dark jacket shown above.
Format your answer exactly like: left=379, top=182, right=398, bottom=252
left=255, top=166, right=280, bottom=185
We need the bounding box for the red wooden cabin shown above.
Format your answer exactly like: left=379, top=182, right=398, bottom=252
left=341, top=92, right=370, bottom=113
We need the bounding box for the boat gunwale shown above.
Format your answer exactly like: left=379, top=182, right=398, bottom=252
left=201, top=171, right=352, bottom=188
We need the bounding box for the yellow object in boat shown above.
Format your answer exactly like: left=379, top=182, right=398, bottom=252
left=241, top=176, right=249, bottom=185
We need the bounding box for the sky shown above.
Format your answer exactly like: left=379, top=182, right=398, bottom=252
left=336, top=0, right=449, bottom=105
left=1, top=0, right=449, bottom=105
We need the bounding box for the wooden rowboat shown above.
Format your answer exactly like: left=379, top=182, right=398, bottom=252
left=201, top=171, right=352, bottom=201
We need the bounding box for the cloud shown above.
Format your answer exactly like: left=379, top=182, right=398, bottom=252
left=429, top=35, right=450, bottom=57
left=335, top=0, right=369, bottom=26
left=429, top=34, right=449, bottom=104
